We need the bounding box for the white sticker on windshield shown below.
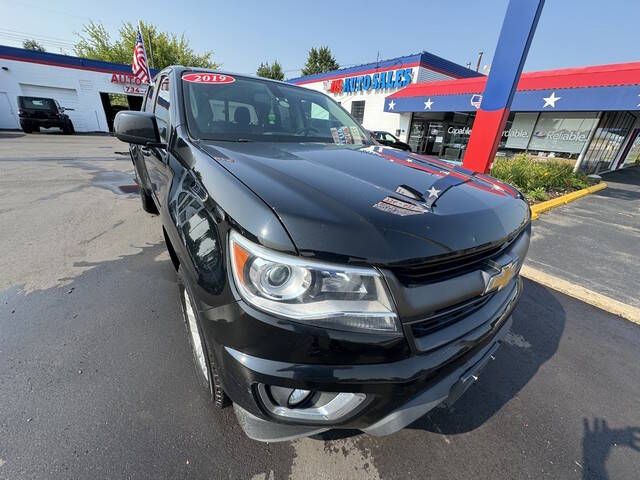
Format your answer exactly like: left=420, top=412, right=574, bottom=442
left=330, top=126, right=355, bottom=144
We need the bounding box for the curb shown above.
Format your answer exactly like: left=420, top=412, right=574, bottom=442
left=520, top=265, right=640, bottom=325
left=530, top=182, right=607, bottom=220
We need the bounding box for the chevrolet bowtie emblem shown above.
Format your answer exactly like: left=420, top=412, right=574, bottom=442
left=484, top=258, right=520, bottom=295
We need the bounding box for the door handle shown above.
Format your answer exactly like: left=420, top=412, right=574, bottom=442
left=140, top=146, right=152, bottom=156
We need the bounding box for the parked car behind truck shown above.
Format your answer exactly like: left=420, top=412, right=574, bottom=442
left=372, top=130, right=412, bottom=151
left=114, top=67, right=531, bottom=442
left=17, top=96, right=75, bottom=134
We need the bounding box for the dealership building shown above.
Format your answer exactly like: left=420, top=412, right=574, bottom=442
left=291, top=53, right=640, bottom=175
left=288, top=52, right=483, bottom=140
left=0, top=45, right=155, bottom=133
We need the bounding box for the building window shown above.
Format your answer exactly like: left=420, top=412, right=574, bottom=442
left=580, top=111, right=636, bottom=174
left=526, top=112, right=600, bottom=156
left=351, top=101, right=365, bottom=124
left=622, top=130, right=640, bottom=167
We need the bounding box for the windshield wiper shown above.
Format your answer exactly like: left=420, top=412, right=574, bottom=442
left=200, top=137, right=253, bottom=143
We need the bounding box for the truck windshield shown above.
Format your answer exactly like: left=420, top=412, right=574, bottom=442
left=182, top=74, right=371, bottom=144
left=20, top=97, right=56, bottom=110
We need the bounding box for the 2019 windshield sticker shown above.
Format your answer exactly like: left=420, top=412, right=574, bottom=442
left=182, top=73, right=236, bottom=84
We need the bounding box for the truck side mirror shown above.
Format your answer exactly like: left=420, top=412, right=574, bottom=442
left=114, top=111, right=161, bottom=146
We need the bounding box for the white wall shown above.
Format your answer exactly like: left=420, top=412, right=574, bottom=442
left=0, top=59, right=147, bottom=132
left=298, top=66, right=453, bottom=143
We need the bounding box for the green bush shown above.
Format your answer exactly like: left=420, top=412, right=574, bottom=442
left=526, top=186, right=548, bottom=202
left=491, top=154, right=589, bottom=200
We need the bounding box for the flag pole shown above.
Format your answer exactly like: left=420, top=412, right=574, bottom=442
left=139, top=20, right=154, bottom=72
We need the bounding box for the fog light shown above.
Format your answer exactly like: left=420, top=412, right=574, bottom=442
left=258, top=384, right=366, bottom=423
left=268, top=386, right=313, bottom=407
left=288, top=389, right=312, bottom=407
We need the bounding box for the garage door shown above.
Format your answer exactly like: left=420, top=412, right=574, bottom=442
left=0, top=92, right=19, bottom=129
left=19, top=84, right=89, bottom=132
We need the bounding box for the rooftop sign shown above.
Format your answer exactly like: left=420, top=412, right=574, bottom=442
left=324, top=68, right=413, bottom=95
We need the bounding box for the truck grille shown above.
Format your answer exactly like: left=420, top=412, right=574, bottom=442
left=407, top=279, right=521, bottom=353
left=390, top=227, right=525, bottom=285
left=409, top=294, right=494, bottom=338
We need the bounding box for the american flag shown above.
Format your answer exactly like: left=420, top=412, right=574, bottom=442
left=132, top=30, right=151, bottom=84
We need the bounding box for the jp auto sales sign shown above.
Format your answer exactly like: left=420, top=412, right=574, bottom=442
left=325, top=68, right=413, bottom=95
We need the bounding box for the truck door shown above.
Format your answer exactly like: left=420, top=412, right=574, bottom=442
left=130, top=84, right=155, bottom=194
left=146, top=75, right=173, bottom=208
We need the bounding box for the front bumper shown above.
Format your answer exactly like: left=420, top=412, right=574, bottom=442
left=20, top=117, right=65, bottom=127
left=219, top=278, right=520, bottom=442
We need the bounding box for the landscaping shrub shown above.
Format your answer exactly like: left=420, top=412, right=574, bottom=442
left=491, top=154, right=589, bottom=202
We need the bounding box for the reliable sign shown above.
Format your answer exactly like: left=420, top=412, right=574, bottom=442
left=325, top=68, right=413, bottom=95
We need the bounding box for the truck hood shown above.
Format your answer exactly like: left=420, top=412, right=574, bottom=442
left=199, top=142, right=530, bottom=265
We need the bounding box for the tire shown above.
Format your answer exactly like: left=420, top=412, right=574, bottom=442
left=62, top=119, right=74, bottom=135
left=20, top=121, right=32, bottom=133
left=178, top=266, right=230, bottom=408
left=33, top=125, right=40, bottom=133
left=139, top=187, right=159, bottom=214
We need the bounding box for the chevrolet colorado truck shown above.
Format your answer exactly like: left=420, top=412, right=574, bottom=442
left=114, top=67, right=531, bottom=442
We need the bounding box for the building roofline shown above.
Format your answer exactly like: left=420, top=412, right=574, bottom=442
left=0, top=44, right=159, bottom=76
left=388, top=61, right=640, bottom=99
left=287, top=51, right=482, bottom=85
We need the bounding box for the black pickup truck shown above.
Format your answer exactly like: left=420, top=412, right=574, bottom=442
left=114, top=67, right=530, bottom=442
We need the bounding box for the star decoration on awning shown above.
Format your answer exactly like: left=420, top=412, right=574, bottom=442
left=543, top=91, right=561, bottom=108
left=424, top=98, right=434, bottom=110
left=388, top=100, right=396, bottom=111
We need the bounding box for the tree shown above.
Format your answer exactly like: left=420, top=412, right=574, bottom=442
left=74, top=21, right=217, bottom=70
left=301, top=46, right=339, bottom=76
left=256, top=60, right=284, bottom=81
left=23, top=39, right=46, bottom=52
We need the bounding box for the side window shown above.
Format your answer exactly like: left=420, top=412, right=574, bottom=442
left=299, top=99, right=335, bottom=136
left=154, top=76, right=170, bottom=141
left=143, top=84, right=155, bottom=112
left=309, top=102, right=330, bottom=120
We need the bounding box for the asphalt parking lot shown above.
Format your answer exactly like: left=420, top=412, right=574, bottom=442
left=1, top=132, right=639, bottom=480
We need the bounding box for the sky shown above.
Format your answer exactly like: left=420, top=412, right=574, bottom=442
left=1, top=0, right=638, bottom=78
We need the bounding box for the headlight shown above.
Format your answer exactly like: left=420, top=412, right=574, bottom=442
left=229, top=230, right=398, bottom=333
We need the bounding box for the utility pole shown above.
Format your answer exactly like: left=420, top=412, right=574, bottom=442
left=475, top=51, right=484, bottom=72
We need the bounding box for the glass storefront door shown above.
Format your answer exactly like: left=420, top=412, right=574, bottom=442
left=408, top=118, right=427, bottom=153
left=424, top=122, right=445, bottom=155
left=408, top=112, right=474, bottom=160
left=408, top=118, right=445, bottom=155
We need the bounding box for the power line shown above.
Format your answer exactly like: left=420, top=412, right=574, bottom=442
left=0, top=28, right=77, bottom=45
left=0, top=33, right=76, bottom=49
